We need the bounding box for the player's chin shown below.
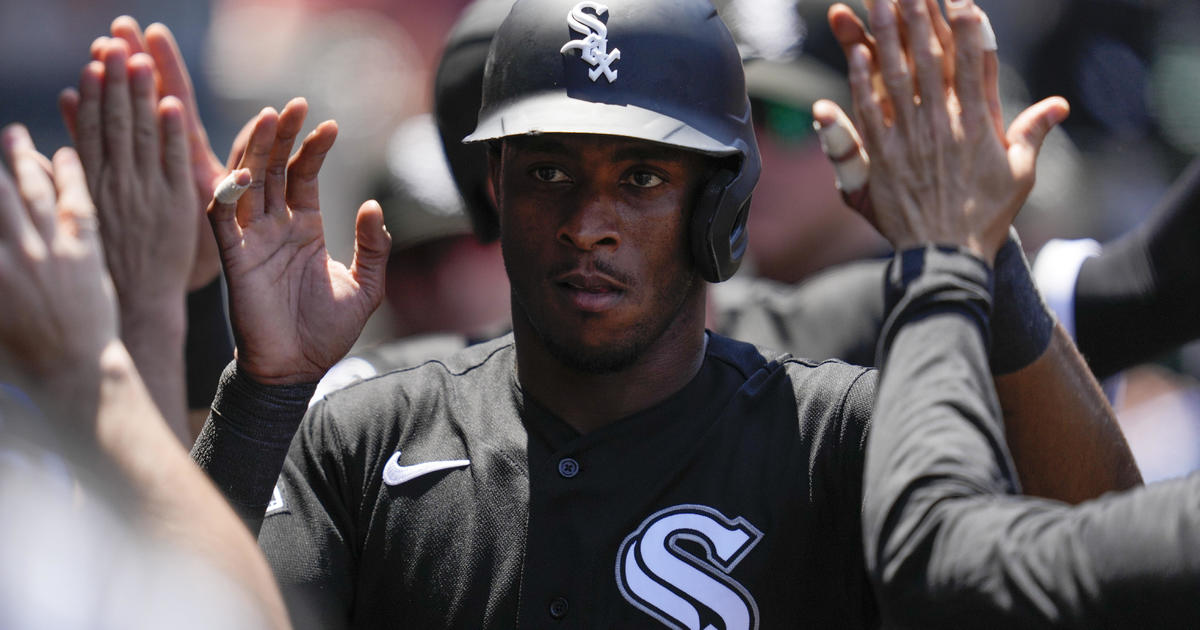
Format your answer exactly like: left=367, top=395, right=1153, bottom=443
left=543, top=326, right=647, bottom=375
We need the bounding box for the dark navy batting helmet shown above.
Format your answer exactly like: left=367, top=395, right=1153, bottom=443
left=463, top=0, right=761, bottom=282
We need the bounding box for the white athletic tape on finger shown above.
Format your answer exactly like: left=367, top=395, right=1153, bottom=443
left=979, top=11, right=997, bottom=52
left=833, top=153, right=870, bottom=193
left=815, top=119, right=870, bottom=193
left=814, top=120, right=858, bottom=161
left=214, top=173, right=250, bottom=204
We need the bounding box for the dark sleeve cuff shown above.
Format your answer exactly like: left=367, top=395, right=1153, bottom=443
left=190, top=361, right=317, bottom=533
left=990, top=228, right=1055, bottom=375
left=878, top=244, right=994, bottom=367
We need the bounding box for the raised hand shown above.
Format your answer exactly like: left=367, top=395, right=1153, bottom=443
left=819, top=0, right=1068, bottom=262
left=0, top=125, right=117, bottom=398
left=209, top=99, right=391, bottom=385
left=62, top=40, right=196, bottom=316
left=57, top=37, right=196, bottom=440
left=62, top=16, right=226, bottom=290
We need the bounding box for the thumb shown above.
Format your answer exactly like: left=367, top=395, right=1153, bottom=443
left=350, top=200, right=391, bottom=305
left=1006, top=96, right=1069, bottom=180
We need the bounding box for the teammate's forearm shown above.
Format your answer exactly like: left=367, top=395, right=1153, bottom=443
left=995, top=325, right=1142, bottom=502
left=90, top=341, right=292, bottom=630
left=987, top=231, right=1141, bottom=502
left=120, top=297, right=191, bottom=444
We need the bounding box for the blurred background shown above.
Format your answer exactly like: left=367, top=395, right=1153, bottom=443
left=2, top=0, right=1198, bottom=479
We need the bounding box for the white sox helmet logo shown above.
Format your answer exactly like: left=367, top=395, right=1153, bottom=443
left=559, top=1, right=621, bottom=83
left=616, top=504, right=763, bottom=629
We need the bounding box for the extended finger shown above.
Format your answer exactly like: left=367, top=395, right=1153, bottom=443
left=52, top=147, right=100, bottom=243
left=111, top=16, right=148, bottom=56
left=946, top=0, right=990, bottom=135
left=0, top=127, right=41, bottom=246
left=813, top=99, right=872, bottom=216
left=235, top=108, right=280, bottom=225
left=285, top=121, right=338, bottom=214
left=145, top=24, right=218, bottom=182
left=74, top=61, right=105, bottom=193
left=101, top=40, right=136, bottom=174
left=848, top=44, right=888, bottom=160
left=926, top=0, right=954, bottom=87
left=207, top=168, right=250, bottom=250
left=898, top=0, right=948, bottom=125
left=828, top=4, right=892, bottom=122
left=226, top=116, right=257, bottom=170
left=159, top=96, right=192, bottom=196
left=90, top=36, right=110, bottom=61
left=129, top=53, right=162, bottom=174
left=3, top=126, right=58, bottom=242
left=58, top=89, right=81, bottom=145
left=870, top=0, right=917, bottom=135
left=979, top=9, right=1005, bottom=141
left=265, top=98, right=309, bottom=214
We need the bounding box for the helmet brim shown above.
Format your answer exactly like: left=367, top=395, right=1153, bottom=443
left=463, top=92, right=745, bottom=157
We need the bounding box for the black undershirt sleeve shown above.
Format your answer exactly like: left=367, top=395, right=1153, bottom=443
left=1074, top=157, right=1200, bottom=379
left=190, top=361, right=316, bottom=534
left=867, top=246, right=1200, bottom=629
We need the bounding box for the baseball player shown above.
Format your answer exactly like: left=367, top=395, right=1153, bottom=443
left=184, top=1, right=1142, bottom=628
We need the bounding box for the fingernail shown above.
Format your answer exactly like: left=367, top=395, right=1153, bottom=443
left=214, top=172, right=250, bottom=204
left=979, top=10, right=998, bottom=51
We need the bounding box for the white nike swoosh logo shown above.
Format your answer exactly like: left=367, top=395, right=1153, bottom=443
left=382, top=451, right=470, bottom=487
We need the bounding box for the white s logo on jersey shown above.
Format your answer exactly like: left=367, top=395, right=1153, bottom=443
left=617, top=504, right=763, bottom=630
left=559, top=1, right=621, bottom=83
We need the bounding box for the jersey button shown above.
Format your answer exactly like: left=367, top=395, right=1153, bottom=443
left=557, top=457, right=580, bottom=478
left=548, top=596, right=570, bottom=619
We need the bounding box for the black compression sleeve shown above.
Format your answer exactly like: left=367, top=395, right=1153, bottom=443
left=185, top=276, right=235, bottom=409
left=990, top=229, right=1055, bottom=375
left=191, top=361, right=316, bottom=534
left=1074, top=158, right=1200, bottom=380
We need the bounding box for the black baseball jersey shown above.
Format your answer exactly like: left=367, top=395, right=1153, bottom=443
left=868, top=247, right=1200, bottom=628
left=250, top=332, right=877, bottom=629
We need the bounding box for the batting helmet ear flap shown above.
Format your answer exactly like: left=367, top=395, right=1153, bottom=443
left=692, top=167, right=756, bottom=283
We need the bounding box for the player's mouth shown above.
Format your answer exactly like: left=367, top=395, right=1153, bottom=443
left=553, top=270, right=627, bottom=313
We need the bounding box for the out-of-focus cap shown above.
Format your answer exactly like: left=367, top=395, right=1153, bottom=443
left=372, top=114, right=472, bottom=251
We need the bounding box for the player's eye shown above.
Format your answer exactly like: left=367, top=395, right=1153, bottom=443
left=626, top=171, right=664, bottom=188
left=531, top=166, right=571, bottom=183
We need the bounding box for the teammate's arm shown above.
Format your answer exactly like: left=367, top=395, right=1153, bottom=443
left=822, top=0, right=1141, bottom=502
left=870, top=246, right=1200, bottom=628
left=59, top=37, right=197, bottom=442
left=0, top=125, right=290, bottom=630
left=1072, top=157, right=1200, bottom=380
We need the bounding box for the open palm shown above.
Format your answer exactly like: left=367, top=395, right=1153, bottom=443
left=209, top=99, right=390, bottom=385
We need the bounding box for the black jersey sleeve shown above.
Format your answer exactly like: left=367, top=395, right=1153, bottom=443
left=191, top=361, right=315, bottom=533
left=867, top=246, right=1200, bottom=629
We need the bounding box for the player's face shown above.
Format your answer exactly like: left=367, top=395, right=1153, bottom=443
left=494, top=134, right=709, bottom=373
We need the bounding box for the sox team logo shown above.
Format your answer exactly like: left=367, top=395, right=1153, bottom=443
left=560, top=1, right=621, bottom=83
left=616, top=504, right=763, bottom=629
